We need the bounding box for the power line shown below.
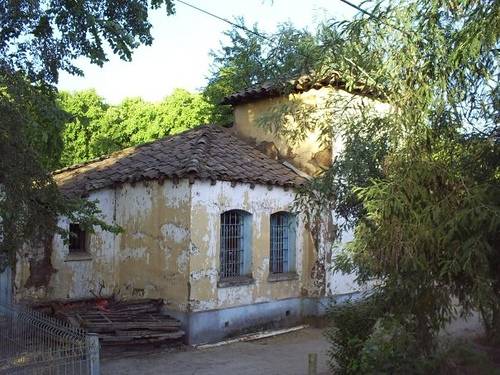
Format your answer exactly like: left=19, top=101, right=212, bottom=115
left=175, top=0, right=272, bottom=41
left=337, top=0, right=410, bottom=36
left=338, top=0, right=376, bottom=18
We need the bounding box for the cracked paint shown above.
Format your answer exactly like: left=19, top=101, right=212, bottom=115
left=15, top=180, right=192, bottom=312
left=189, top=180, right=315, bottom=312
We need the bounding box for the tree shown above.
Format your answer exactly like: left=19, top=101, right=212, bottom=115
left=0, top=0, right=175, bottom=266
left=204, top=21, right=323, bottom=124
left=156, top=88, right=214, bottom=136
left=0, top=0, right=175, bottom=85
left=115, top=89, right=213, bottom=146
left=58, top=90, right=109, bottom=166
left=264, top=0, right=500, bottom=365
left=57, top=88, right=214, bottom=167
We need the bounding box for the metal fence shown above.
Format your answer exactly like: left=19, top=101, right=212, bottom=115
left=0, top=303, right=99, bottom=374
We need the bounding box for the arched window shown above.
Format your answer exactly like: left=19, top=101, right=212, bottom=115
left=270, top=212, right=296, bottom=274
left=220, top=210, right=252, bottom=279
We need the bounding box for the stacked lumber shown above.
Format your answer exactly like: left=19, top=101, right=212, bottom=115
left=47, top=298, right=185, bottom=346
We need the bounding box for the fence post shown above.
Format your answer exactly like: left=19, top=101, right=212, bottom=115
left=308, top=352, right=317, bottom=375
left=87, top=333, right=100, bottom=375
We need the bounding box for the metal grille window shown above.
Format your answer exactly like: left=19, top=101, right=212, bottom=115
left=69, top=223, right=87, bottom=253
left=220, top=210, right=250, bottom=279
left=270, top=212, right=295, bottom=273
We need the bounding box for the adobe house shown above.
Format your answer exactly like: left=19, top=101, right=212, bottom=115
left=14, top=78, right=381, bottom=344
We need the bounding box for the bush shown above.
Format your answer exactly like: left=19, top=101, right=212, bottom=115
left=327, top=297, right=437, bottom=374
left=358, top=316, right=435, bottom=374
left=326, top=295, right=385, bottom=374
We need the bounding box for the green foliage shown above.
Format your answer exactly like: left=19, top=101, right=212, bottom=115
left=1, top=0, right=176, bottom=263
left=328, top=0, right=500, bottom=346
left=0, top=77, right=120, bottom=265
left=204, top=21, right=325, bottom=124
left=437, top=340, right=500, bottom=375
left=358, top=316, right=435, bottom=375
left=0, top=74, right=66, bottom=171
left=266, top=0, right=500, bottom=370
left=58, top=88, right=214, bottom=167
left=157, top=89, right=214, bottom=135
left=0, top=0, right=175, bottom=84
left=345, top=135, right=500, bottom=346
left=58, top=89, right=109, bottom=166
left=326, top=295, right=385, bottom=374
left=0, top=79, right=61, bottom=264
left=328, top=298, right=440, bottom=375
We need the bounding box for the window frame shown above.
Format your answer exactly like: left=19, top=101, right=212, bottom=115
left=219, top=209, right=252, bottom=282
left=69, top=223, right=88, bottom=254
left=269, top=211, right=296, bottom=275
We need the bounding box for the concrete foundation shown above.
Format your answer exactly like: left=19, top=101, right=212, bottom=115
left=166, top=293, right=360, bottom=345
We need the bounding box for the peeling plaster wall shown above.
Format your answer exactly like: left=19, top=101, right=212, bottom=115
left=232, top=88, right=333, bottom=176
left=232, top=87, right=390, bottom=177
left=232, top=88, right=389, bottom=298
left=15, top=180, right=192, bottom=312
left=15, top=189, right=117, bottom=301
left=115, top=180, right=191, bottom=312
left=14, top=173, right=358, bottom=318
left=189, top=180, right=316, bottom=312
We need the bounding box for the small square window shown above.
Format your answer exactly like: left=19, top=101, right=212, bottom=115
left=69, top=223, right=87, bottom=253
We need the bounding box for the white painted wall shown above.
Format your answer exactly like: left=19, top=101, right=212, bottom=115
left=327, top=225, right=360, bottom=295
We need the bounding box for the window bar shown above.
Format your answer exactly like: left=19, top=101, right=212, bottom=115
left=271, top=213, right=289, bottom=273
left=221, top=211, right=244, bottom=279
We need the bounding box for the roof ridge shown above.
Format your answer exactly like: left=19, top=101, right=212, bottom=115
left=53, top=151, right=124, bottom=175
left=221, top=71, right=383, bottom=105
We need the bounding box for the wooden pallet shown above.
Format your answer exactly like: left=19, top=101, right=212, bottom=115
left=56, top=299, right=185, bottom=346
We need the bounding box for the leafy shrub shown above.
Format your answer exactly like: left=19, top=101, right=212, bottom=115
left=327, top=297, right=439, bottom=374
left=326, top=295, right=385, bottom=374
left=358, top=316, right=435, bottom=374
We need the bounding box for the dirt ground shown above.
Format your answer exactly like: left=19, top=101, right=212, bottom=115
left=101, top=327, right=330, bottom=375
left=101, top=313, right=487, bottom=375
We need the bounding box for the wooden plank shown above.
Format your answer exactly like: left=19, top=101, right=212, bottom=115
left=100, top=312, right=113, bottom=323
left=111, top=330, right=185, bottom=338
left=100, top=331, right=185, bottom=344
left=83, top=322, right=182, bottom=333
left=48, top=297, right=186, bottom=347
left=80, top=316, right=180, bottom=324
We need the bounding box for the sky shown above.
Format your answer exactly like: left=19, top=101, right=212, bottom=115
left=57, top=0, right=357, bottom=104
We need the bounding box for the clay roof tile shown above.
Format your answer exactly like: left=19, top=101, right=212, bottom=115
left=54, top=125, right=305, bottom=196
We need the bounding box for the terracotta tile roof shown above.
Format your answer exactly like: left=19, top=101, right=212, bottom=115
left=221, top=74, right=382, bottom=105
left=54, top=125, right=305, bottom=197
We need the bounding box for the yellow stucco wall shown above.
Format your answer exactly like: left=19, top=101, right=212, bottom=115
left=15, top=180, right=192, bottom=312
left=232, top=86, right=389, bottom=176
left=231, top=87, right=337, bottom=176
left=188, top=180, right=316, bottom=312
left=114, top=180, right=192, bottom=312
